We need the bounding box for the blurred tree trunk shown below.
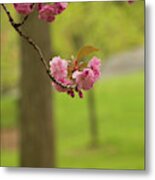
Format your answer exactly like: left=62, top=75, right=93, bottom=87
left=19, top=11, right=55, bottom=167
left=87, top=89, right=98, bottom=148
left=72, top=34, right=99, bottom=148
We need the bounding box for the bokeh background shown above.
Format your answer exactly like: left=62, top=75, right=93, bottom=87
left=1, top=1, right=144, bottom=169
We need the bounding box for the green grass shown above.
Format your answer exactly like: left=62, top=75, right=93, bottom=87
left=1, top=94, right=19, bottom=128
left=0, top=151, right=19, bottom=167
left=1, top=72, right=144, bottom=169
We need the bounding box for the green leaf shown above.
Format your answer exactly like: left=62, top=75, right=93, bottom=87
left=76, top=45, right=99, bottom=62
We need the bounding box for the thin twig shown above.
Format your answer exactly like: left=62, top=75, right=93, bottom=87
left=1, top=4, right=73, bottom=89
left=14, top=15, right=29, bottom=28
left=14, top=3, right=34, bottom=28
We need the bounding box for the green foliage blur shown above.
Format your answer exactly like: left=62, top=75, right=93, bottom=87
left=52, top=2, right=144, bottom=58
left=1, top=1, right=144, bottom=169
left=1, top=1, right=144, bottom=91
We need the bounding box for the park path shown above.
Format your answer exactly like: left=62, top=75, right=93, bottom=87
left=102, top=46, right=144, bottom=77
left=1, top=46, right=144, bottom=151
left=1, top=128, right=19, bottom=150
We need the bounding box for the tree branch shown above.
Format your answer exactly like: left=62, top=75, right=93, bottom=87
left=14, top=15, right=29, bottom=28
left=1, top=4, right=74, bottom=90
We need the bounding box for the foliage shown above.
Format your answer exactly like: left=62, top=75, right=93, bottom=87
left=52, top=1, right=144, bottom=58
left=1, top=1, right=144, bottom=91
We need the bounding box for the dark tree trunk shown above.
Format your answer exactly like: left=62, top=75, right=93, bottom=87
left=19, top=11, right=55, bottom=167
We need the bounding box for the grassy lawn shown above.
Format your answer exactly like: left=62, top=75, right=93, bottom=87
left=1, top=94, right=19, bottom=128
left=1, top=71, right=144, bottom=169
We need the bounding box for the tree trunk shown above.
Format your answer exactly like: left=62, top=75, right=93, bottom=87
left=87, top=89, right=98, bottom=148
left=72, top=34, right=99, bottom=148
left=19, top=11, right=55, bottom=167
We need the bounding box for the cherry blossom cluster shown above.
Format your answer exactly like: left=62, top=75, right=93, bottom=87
left=4, top=3, right=102, bottom=98
left=49, top=56, right=101, bottom=98
left=13, top=2, right=68, bottom=22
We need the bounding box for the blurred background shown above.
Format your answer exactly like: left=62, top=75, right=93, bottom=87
left=1, top=1, right=144, bottom=169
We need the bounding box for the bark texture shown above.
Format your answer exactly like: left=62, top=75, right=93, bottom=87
left=20, top=11, right=55, bottom=167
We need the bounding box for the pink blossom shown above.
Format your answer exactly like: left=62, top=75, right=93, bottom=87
left=53, top=2, right=68, bottom=15
left=37, top=3, right=43, bottom=11
left=73, top=68, right=95, bottom=90
left=13, top=3, right=34, bottom=15
left=52, top=79, right=72, bottom=92
left=38, top=5, right=56, bottom=22
left=88, top=56, right=101, bottom=81
left=38, top=3, right=68, bottom=22
left=49, top=56, right=68, bottom=81
left=49, top=56, right=71, bottom=92
left=49, top=54, right=101, bottom=97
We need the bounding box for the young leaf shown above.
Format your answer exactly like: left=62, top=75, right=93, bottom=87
left=76, top=45, right=99, bottom=62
